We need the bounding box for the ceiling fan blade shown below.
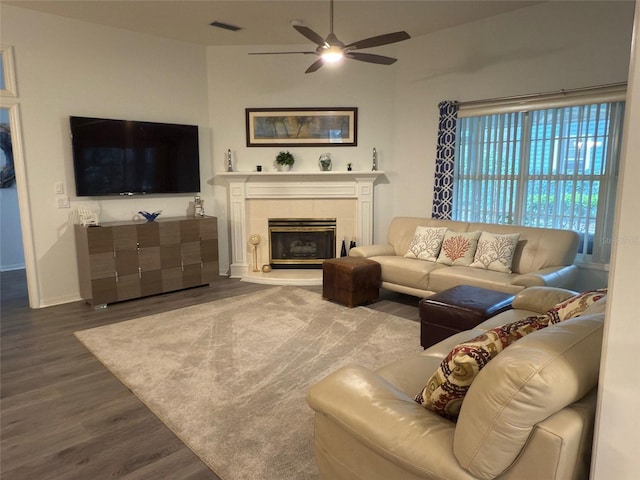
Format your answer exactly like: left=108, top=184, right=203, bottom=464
left=345, top=31, right=411, bottom=50
left=249, top=51, right=316, bottom=56
left=292, top=21, right=327, bottom=48
left=305, top=58, right=325, bottom=74
left=346, top=52, right=398, bottom=65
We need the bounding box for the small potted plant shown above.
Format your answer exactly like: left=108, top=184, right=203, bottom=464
left=275, top=151, right=294, bottom=171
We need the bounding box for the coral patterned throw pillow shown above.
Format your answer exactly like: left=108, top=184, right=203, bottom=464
left=404, top=226, right=448, bottom=261
left=436, top=230, right=482, bottom=266
left=470, top=231, right=521, bottom=273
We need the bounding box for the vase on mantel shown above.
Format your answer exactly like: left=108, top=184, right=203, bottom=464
left=340, top=238, right=347, bottom=257
left=277, top=164, right=291, bottom=172
left=319, top=153, right=332, bottom=171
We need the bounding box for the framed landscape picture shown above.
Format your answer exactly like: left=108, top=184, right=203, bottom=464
left=246, top=107, right=357, bottom=147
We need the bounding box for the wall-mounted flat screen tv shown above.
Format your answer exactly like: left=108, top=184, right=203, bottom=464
left=70, top=116, right=200, bottom=196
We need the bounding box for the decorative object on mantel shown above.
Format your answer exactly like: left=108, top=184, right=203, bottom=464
left=194, top=195, right=205, bottom=217
left=249, top=233, right=261, bottom=271
left=347, top=163, right=352, bottom=171
left=226, top=148, right=233, bottom=172
left=256, top=165, right=262, bottom=172
left=372, top=147, right=378, bottom=171
left=138, top=210, right=162, bottom=222
left=275, top=151, right=294, bottom=171
left=262, top=264, right=272, bottom=273
left=340, top=237, right=347, bottom=257
left=319, top=153, right=332, bottom=171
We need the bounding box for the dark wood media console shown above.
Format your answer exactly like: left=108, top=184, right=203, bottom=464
left=75, top=216, right=218, bottom=307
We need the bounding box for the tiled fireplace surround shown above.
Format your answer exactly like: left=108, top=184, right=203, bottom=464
left=219, top=171, right=384, bottom=283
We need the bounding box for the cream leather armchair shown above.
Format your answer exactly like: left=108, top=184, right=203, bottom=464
left=307, top=287, right=605, bottom=480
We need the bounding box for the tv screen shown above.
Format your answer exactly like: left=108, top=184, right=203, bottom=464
left=70, top=116, right=200, bottom=196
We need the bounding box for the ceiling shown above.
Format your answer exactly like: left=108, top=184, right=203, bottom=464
left=3, top=0, right=541, bottom=47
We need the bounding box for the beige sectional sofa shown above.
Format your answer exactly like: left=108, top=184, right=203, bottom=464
left=349, top=217, right=580, bottom=297
left=307, top=286, right=606, bottom=480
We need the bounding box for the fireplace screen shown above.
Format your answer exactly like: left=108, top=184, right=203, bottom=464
left=269, top=218, right=337, bottom=268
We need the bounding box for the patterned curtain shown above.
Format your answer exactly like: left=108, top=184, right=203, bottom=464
left=431, top=101, right=459, bottom=219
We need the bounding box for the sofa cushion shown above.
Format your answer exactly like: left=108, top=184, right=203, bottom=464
left=404, top=226, right=447, bottom=261
left=453, top=314, right=604, bottom=479
left=467, top=222, right=580, bottom=274
left=436, top=230, right=482, bottom=266
left=428, top=265, right=520, bottom=295
left=386, top=217, right=469, bottom=256
left=415, top=289, right=607, bottom=420
left=470, top=231, right=520, bottom=273
left=370, top=255, right=445, bottom=291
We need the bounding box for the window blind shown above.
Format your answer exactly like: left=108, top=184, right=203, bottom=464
left=453, top=86, right=625, bottom=264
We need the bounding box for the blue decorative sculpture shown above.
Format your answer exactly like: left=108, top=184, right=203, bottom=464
left=139, top=210, right=162, bottom=222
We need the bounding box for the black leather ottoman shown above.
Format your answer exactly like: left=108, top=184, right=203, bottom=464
left=419, top=285, right=514, bottom=348
left=322, top=257, right=381, bottom=308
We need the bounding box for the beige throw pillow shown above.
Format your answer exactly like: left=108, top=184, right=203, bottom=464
left=436, top=230, right=481, bottom=266
left=404, top=226, right=447, bottom=261
left=470, top=231, right=520, bottom=273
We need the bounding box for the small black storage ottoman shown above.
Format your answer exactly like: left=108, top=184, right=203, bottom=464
left=322, top=257, right=381, bottom=308
left=419, top=285, right=514, bottom=348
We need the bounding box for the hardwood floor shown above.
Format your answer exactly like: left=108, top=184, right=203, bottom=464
left=1, top=269, right=421, bottom=479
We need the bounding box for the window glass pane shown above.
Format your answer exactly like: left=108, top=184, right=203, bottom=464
left=454, top=112, right=522, bottom=224
left=453, top=100, right=624, bottom=262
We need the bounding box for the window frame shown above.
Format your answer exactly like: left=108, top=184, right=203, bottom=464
left=453, top=84, right=626, bottom=265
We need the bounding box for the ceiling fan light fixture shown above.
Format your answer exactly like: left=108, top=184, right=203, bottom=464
left=252, top=0, right=410, bottom=73
left=321, top=46, right=344, bottom=63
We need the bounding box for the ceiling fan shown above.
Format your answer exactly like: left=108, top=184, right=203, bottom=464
left=249, top=0, right=411, bottom=74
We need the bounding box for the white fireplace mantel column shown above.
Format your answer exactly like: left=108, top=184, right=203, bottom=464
left=217, top=171, right=386, bottom=278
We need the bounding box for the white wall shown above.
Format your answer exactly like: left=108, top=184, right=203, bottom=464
left=592, top=1, right=640, bottom=477
left=393, top=0, right=632, bottom=217
left=1, top=5, right=211, bottom=306
left=1, top=1, right=639, bottom=473
left=207, top=1, right=634, bottom=282
left=1, top=1, right=634, bottom=304
left=207, top=44, right=397, bottom=276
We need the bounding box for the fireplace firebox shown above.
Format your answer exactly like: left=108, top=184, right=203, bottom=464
left=269, top=218, right=337, bottom=269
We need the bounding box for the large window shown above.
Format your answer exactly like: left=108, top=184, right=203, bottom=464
left=453, top=89, right=625, bottom=264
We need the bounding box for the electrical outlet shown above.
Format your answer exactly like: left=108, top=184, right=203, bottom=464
left=57, top=196, right=70, bottom=208
left=55, top=182, right=64, bottom=194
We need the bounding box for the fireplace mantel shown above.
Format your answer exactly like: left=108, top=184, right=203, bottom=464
left=217, top=171, right=385, bottom=278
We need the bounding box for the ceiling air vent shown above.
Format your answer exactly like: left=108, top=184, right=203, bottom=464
left=209, top=21, right=242, bottom=32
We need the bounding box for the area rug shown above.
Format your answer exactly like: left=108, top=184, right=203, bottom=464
left=74, top=286, right=422, bottom=480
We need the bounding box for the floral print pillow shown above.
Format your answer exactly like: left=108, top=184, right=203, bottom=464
left=470, top=231, right=521, bottom=273
left=414, top=314, right=551, bottom=420
left=435, top=230, right=482, bottom=266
